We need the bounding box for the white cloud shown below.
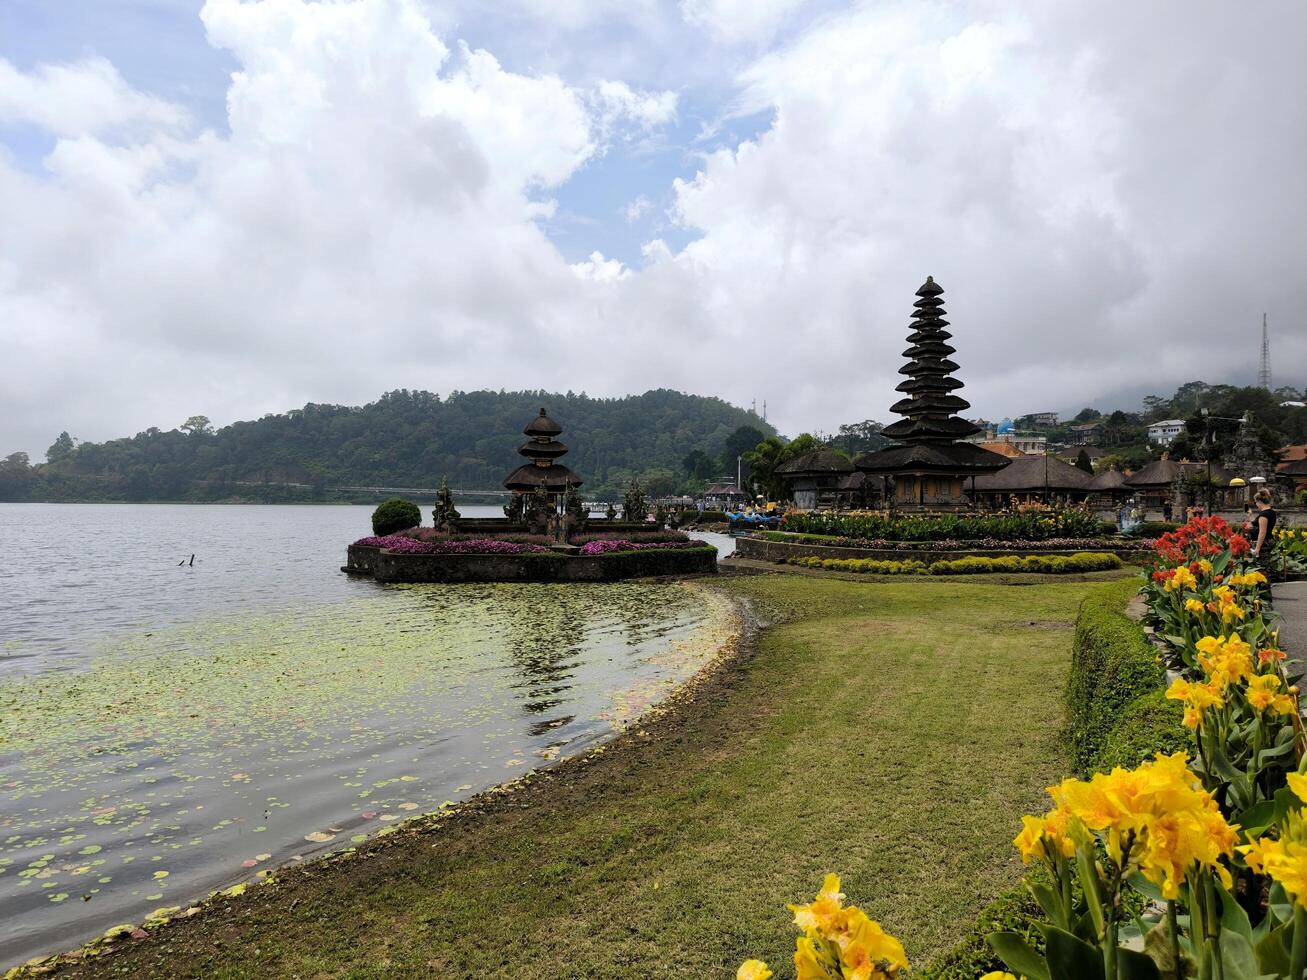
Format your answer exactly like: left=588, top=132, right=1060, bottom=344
left=570, top=251, right=629, bottom=282
left=680, top=0, right=805, bottom=44
left=0, top=57, right=188, bottom=136
left=591, top=79, right=678, bottom=136
left=2, top=0, right=1306, bottom=459
left=624, top=194, right=653, bottom=223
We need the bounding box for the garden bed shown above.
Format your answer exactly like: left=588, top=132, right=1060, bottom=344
left=344, top=541, right=717, bottom=582
left=734, top=533, right=1147, bottom=566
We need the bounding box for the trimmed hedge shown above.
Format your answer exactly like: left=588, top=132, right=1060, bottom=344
left=927, top=553, right=1122, bottom=576
left=786, top=552, right=1122, bottom=577
left=371, top=497, right=421, bottom=535
left=1087, top=689, right=1188, bottom=774
left=1064, top=580, right=1166, bottom=772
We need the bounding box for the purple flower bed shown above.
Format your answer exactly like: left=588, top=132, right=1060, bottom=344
left=352, top=535, right=550, bottom=555
left=578, top=539, right=710, bottom=556
left=397, top=528, right=555, bottom=546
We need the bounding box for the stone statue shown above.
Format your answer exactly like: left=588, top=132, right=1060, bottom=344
left=565, top=482, right=587, bottom=531
left=605, top=501, right=617, bottom=521
left=623, top=478, right=647, bottom=523
left=525, top=484, right=551, bottom=534
left=504, top=493, right=525, bottom=523
left=432, top=476, right=461, bottom=531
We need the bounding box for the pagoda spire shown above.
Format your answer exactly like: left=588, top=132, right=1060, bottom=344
left=855, top=276, right=1008, bottom=510
left=502, top=407, right=583, bottom=494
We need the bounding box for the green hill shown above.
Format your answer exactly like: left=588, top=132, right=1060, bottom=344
left=0, top=389, right=774, bottom=503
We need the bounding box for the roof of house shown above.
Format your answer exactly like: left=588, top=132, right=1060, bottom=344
left=856, top=441, right=1012, bottom=475
left=972, top=454, right=1094, bottom=492
left=1149, top=419, right=1187, bottom=428
left=1071, top=421, right=1104, bottom=430
left=1124, top=458, right=1233, bottom=488
left=776, top=448, right=855, bottom=477
left=1087, top=468, right=1129, bottom=491
left=977, top=440, right=1026, bottom=458
left=704, top=482, right=744, bottom=496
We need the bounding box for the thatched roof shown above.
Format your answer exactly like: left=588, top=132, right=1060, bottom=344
left=1087, top=468, right=1129, bottom=491
left=1125, top=459, right=1234, bottom=488
left=857, top=441, right=1011, bottom=475
left=972, top=454, right=1093, bottom=492
left=777, top=448, right=855, bottom=477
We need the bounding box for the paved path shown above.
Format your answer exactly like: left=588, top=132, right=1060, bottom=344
left=1276, top=580, right=1307, bottom=673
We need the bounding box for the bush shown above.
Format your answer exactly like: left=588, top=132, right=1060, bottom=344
left=915, top=883, right=1046, bottom=979
left=788, top=553, right=1121, bottom=577
left=927, top=553, right=1122, bottom=576
left=781, top=509, right=1102, bottom=542
left=1087, top=689, right=1188, bottom=774
left=371, top=497, right=421, bottom=536
left=1064, top=581, right=1166, bottom=772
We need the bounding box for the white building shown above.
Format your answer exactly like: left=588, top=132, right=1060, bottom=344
left=1148, top=419, right=1186, bottom=445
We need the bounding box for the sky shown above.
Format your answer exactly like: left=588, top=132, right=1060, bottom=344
left=2, top=0, right=1305, bottom=459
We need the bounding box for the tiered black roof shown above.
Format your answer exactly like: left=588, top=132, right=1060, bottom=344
left=503, top=408, right=584, bottom=492
left=857, top=277, right=1009, bottom=476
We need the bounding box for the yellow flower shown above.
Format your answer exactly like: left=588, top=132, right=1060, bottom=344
left=1045, top=753, right=1235, bottom=899
left=1166, top=677, right=1225, bottom=726
left=789, top=874, right=845, bottom=933
left=838, top=915, right=909, bottom=980
left=1184, top=598, right=1207, bottom=615
left=1246, top=674, right=1294, bottom=716
left=1013, top=810, right=1075, bottom=863
left=1193, top=635, right=1252, bottom=689
left=1287, top=773, right=1307, bottom=805
left=980, top=974, right=1020, bottom=980
left=1239, top=836, right=1307, bottom=909
left=1197, top=558, right=1213, bottom=575
left=1165, top=566, right=1197, bottom=592
left=736, top=960, right=772, bottom=980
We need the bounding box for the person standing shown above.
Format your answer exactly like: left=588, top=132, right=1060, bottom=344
left=1249, top=488, right=1278, bottom=597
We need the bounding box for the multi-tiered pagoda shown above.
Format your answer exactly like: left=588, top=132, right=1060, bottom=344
left=856, top=277, right=1008, bottom=510
left=503, top=407, right=583, bottom=498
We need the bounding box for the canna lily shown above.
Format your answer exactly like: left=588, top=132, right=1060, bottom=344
left=789, top=873, right=845, bottom=933
left=736, top=960, right=772, bottom=980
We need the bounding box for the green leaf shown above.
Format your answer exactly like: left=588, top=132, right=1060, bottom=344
left=1117, top=945, right=1162, bottom=980
left=1219, top=930, right=1277, bottom=980
left=988, top=932, right=1051, bottom=980
left=1042, top=925, right=1105, bottom=980
left=1218, top=879, right=1253, bottom=943
left=1253, top=921, right=1291, bottom=975
left=1235, top=799, right=1278, bottom=838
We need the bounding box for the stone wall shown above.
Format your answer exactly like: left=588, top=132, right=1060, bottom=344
left=733, top=536, right=1148, bottom=565
left=344, top=545, right=717, bottom=583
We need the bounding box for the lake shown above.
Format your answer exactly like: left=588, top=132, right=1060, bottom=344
left=0, top=504, right=737, bottom=966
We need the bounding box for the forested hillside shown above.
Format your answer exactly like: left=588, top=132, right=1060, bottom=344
left=0, top=389, right=774, bottom=502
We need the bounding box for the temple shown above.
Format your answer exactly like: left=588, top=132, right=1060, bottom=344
left=503, top=408, right=583, bottom=497
left=855, top=277, right=1009, bottom=509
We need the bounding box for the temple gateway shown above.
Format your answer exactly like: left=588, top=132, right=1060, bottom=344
left=855, top=277, right=1009, bottom=509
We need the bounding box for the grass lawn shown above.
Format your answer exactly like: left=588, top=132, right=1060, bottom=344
left=57, top=573, right=1121, bottom=979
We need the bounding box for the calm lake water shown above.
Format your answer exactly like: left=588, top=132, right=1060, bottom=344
left=0, top=504, right=737, bottom=966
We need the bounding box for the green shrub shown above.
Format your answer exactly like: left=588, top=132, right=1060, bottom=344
left=781, top=509, right=1102, bottom=542
left=1064, top=581, right=1165, bottom=772
left=927, top=552, right=1121, bottom=576
left=371, top=497, right=422, bottom=536
left=916, top=883, right=1046, bottom=979
left=1088, top=689, right=1188, bottom=774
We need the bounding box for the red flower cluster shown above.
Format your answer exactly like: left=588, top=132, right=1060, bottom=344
left=1153, top=516, right=1243, bottom=566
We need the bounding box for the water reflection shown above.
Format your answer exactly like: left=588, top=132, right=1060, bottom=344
left=0, top=579, right=735, bottom=967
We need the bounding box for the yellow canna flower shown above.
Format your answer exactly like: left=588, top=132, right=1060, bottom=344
left=1184, top=598, right=1207, bottom=615
left=1239, top=836, right=1307, bottom=909
left=980, top=974, right=1020, bottom=980
left=1287, top=773, right=1307, bottom=805
left=1197, top=558, right=1213, bottom=575
left=788, top=874, right=845, bottom=934
left=838, top=914, right=909, bottom=980
left=736, top=960, right=772, bottom=980
left=794, top=936, right=835, bottom=980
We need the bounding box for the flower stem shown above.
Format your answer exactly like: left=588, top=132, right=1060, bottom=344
left=1291, top=904, right=1307, bottom=979
left=1168, top=900, right=1182, bottom=980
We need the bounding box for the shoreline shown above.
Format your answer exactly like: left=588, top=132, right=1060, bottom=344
left=10, top=581, right=755, bottom=977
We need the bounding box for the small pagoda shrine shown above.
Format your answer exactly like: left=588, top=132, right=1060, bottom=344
left=502, top=408, right=584, bottom=527
left=856, top=276, right=1009, bottom=510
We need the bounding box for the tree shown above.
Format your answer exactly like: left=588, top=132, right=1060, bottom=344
left=1073, top=407, right=1100, bottom=423
left=46, top=431, right=76, bottom=463
left=1, top=451, right=30, bottom=471
left=720, top=425, right=766, bottom=478
left=829, top=420, right=888, bottom=454
left=181, top=415, right=214, bottom=437
left=682, top=449, right=714, bottom=480
left=1074, top=449, right=1094, bottom=474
